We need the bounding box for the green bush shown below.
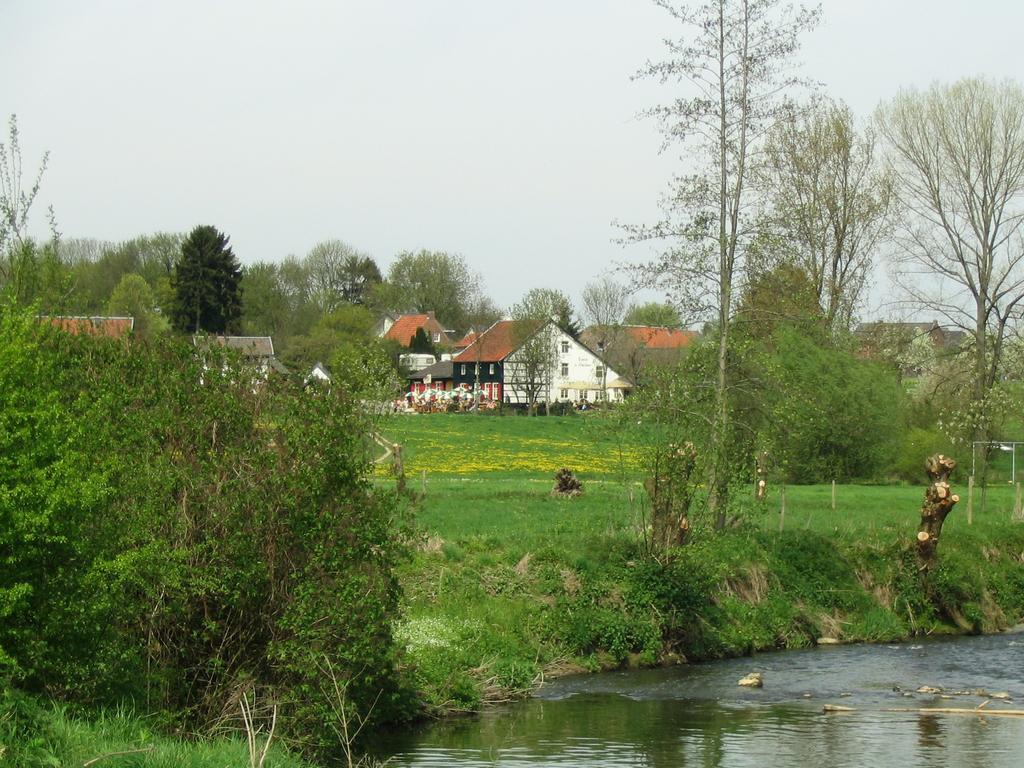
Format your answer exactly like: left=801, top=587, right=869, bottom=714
left=0, top=306, right=411, bottom=753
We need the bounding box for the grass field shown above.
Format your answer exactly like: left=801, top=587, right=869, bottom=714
left=383, top=412, right=1020, bottom=543
left=381, top=413, right=1024, bottom=716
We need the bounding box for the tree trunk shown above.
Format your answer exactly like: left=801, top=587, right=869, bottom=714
left=916, top=454, right=959, bottom=571
left=755, top=451, right=768, bottom=502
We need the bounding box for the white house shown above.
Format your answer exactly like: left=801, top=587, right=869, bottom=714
left=451, top=319, right=631, bottom=406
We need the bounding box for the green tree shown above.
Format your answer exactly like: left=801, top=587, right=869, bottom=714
left=624, top=301, right=683, bottom=328
left=240, top=261, right=293, bottom=338
left=0, top=304, right=410, bottom=748
left=735, top=262, right=827, bottom=346
left=379, top=250, right=481, bottom=332
left=409, top=326, right=437, bottom=356
left=759, top=326, right=904, bottom=483
left=170, top=225, right=243, bottom=334
left=283, top=303, right=378, bottom=371
left=106, top=273, right=168, bottom=339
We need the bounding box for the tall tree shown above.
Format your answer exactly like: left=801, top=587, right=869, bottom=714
left=878, top=78, right=1024, bottom=448
left=170, top=225, right=243, bottom=334
left=628, top=0, right=820, bottom=527
left=106, top=273, right=168, bottom=339
left=240, top=261, right=292, bottom=338
left=759, top=97, right=893, bottom=331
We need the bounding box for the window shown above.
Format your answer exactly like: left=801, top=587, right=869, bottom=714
left=560, top=363, right=569, bottom=377
left=433, top=332, right=440, bottom=343
left=596, top=365, right=605, bottom=380
left=560, top=388, right=568, bottom=399
left=596, top=390, right=606, bottom=402
left=489, top=363, right=495, bottom=375
left=561, top=341, right=569, bottom=354
left=460, top=364, right=466, bottom=375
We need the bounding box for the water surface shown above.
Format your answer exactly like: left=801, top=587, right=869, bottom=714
left=381, top=631, right=1024, bottom=767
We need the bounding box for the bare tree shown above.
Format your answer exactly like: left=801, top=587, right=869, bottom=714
left=759, top=97, right=893, bottom=331
left=626, top=0, right=820, bottom=527
left=504, top=319, right=556, bottom=415
left=0, top=114, right=56, bottom=302
left=878, top=78, right=1024, bottom=446
left=306, top=239, right=381, bottom=312
left=506, top=289, right=564, bottom=414
left=0, top=114, right=49, bottom=256
left=581, top=276, right=629, bottom=393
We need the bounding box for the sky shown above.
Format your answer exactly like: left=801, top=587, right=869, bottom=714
left=4, top=0, right=1024, bottom=318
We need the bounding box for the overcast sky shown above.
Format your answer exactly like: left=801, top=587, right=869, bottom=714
left=4, top=0, right=1024, bottom=317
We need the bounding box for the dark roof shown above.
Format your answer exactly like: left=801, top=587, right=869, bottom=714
left=408, top=360, right=454, bottom=381
left=194, top=335, right=275, bottom=357
left=44, top=315, right=134, bottom=338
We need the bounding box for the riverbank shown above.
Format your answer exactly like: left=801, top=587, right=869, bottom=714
left=396, top=476, right=1024, bottom=715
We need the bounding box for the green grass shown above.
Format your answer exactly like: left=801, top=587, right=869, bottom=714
left=0, top=693, right=314, bottom=768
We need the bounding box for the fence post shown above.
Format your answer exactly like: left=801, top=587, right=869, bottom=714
left=779, top=486, right=786, bottom=533
left=967, top=475, right=974, bottom=525
left=831, top=479, right=836, bottom=512
left=1015, top=482, right=1022, bottom=521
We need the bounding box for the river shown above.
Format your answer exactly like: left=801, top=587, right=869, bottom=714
left=380, top=631, right=1024, bottom=767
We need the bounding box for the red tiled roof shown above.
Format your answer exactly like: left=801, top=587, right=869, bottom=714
left=453, top=319, right=544, bottom=362
left=455, top=331, right=478, bottom=348
left=624, top=326, right=698, bottom=350
left=383, top=313, right=450, bottom=347
left=45, top=316, right=134, bottom=338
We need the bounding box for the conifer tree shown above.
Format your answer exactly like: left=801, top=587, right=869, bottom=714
left=171, top=225, right=243, bottom=334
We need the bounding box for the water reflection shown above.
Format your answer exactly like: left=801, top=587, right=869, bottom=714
left=382, top=632, right=1024, bottom=767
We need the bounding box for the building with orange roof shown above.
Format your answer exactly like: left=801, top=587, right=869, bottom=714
left=580, top=324, right=699, bottom=385
left=43, top=315, right=135, bottom=338
left=379, top=311, right=453, bottom=348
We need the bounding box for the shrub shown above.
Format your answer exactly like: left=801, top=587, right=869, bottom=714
left=0, top=305, right=410, bottom=752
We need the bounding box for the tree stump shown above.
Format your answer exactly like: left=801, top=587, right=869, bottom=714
left=917, top=454, right=959, bottom=571
left=552, top=467, right=583, bottom=497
